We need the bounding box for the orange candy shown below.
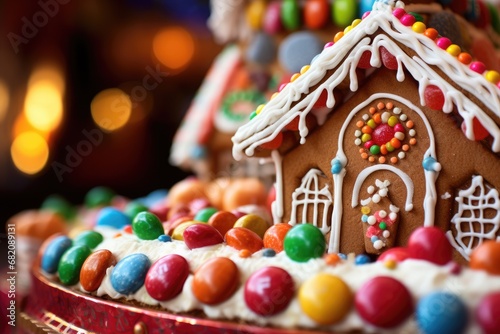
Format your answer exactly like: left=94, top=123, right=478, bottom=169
left=372, top=113, right=381, bottom=124
left=470, top=240, right=500, bottom=275
left=362, top=125, right=373, bottom=134
left=192, top=257, right=240, bottom=305
left=424, top=28, right=438, bottom=40
left=458, top=52, right=472, bottom=65
left=263, top=223, right=292, bottom=252
left=80, top=249, right=116, bottom=292
left=304, top=0, right=329, bottom=29
left=225, top=227, right=263, bottom=254
left=208, top=211, right=238, bottom=237
left=324, top=253, right=341, bottom=266
left=390, top=138, right=401, bottom=148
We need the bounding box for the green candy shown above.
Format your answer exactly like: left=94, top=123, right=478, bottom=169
left=284, top=224, right=326, bottom=262
left=73, top=230, right=103, bottom=249
left=58, top=245, right=91, bottom=285
left=41, top=195, right=76, bottom=220
left=124, top=202, right=149, bottom=220
left=85, top=187, right=115, bottom=208
left=332, top=0, right=358, bottom=28
left=369, top=145, right=380, bottom=155
left=281, top=0, right=300, bottom=30
left=132, top=212, right=164, bottom=240
left=194, top=207, right=218, bottom=223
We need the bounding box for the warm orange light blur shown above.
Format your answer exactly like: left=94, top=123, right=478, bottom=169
left=25, top=83, right=63, bottom=132
left=24, top=64, right=65, bottom=132
left=91, top=88, right=132, bottom=131
left=28, top=64, right=65, bottom=93
left=11, top=131, right=49, bottom=175
left=153, top=27, right=195, bottom=70
left=0, top=80, right=9, bottom=123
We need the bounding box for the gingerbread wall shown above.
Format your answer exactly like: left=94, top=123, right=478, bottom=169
left=279, top=67, right=500, bottom=261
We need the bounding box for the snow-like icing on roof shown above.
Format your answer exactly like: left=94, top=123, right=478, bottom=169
left=232, top=0, right=500, bottom=160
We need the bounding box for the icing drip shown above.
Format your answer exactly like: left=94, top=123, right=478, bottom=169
left=447, top=175, right=500, bottom=260
left=290, top=169, right=332, bottom=234
left=232, top=1, right=500, bottom=160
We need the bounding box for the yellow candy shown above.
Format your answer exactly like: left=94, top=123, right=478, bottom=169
left=386, top=142, right=395, bottom=152
left=446, top=44, right=461, bottom=57
left=271, top=92, right=279, bottom=100
left=245, top=0, right=266, bottom=29
left=233, top=214, right=269, bottom=239
left=290, top=73, right=301, bottom=82
left=344, top=26, right=353, bottom=34
left=299, top=274, right=353, bottom=325
left=361, top=206, right=371, bottom=215
left=388, top=115, right=398, bottom=127
left=300, top=65, right=310, bottom=74
left=411, top=22, right=426, bottom=34
left=366, top=119, right=376, bottom=128
left=171, top=221, right=202, bottom=240
left=255, top=104, right=265, bottom=115
left=361, top=133, right=371, bottom=142
left=351, top=19, right=362, bottom=28
left=384, top=259, right=398, bottom=270
left=485, top=70, right=500, bottom=84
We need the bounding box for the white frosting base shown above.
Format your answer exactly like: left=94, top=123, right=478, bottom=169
left=80, top=231, right=500, bottom=333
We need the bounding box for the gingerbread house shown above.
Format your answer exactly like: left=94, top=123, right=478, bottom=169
left=232, top=0, right=500, bottom=261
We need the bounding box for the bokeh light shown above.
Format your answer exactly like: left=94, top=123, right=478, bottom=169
left=91, top=88, right=132, bottom=131
left=153, top=26, right=195, bottom=70
left=11, top=131, right=50, bottom=175
left=0, top=80, right=9, bottom=123
left=24, top=64, right=65, bottom=132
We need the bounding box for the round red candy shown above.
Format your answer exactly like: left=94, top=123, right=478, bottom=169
left=183, top=224, right=223, bottom=249
left=355, top=276, right=413, bottom=328
left=225, top=227, right=263, bottom=254
left=424, top=85, right=445, bottom=110
left=80, top=249, right=116, bottom=292
left=192, top=257, right=239, bottom=305
left=476, top=292, right=500, bottom=334
left=407, top=226, right=452, bottom=265
left=377, top=247, right=410, bottom=263
left=145, top=254, right=189, bottom=301
left=244, top=266, right=294, bottom=316
left=304, top=0, right=329, bottom=29
left=263, top=223, right=292, bottom=253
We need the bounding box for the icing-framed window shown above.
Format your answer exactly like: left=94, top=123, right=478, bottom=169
left=447, top=175, right=500, bottom=260
left=290, top=168, right=332, bottom=234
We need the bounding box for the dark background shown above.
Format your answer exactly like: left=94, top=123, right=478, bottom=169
left=0, top=0, right=223, bottom=231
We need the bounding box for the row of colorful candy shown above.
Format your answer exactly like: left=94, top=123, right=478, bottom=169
left=40, top=218, right=500, bottom=333
left=244, top=0, right=500, bottom=33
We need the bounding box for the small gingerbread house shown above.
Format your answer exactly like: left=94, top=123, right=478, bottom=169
left=232, top=0, right=500, bottom=260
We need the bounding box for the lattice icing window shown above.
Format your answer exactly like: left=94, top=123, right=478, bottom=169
left=290, top=168, right=332, bottom=234
left=447, top=175, right=500, bottom=260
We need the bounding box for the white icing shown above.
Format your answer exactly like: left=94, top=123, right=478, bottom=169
left=290, top=168, right=332, bottom=234
left=441, top=192, right=452, bottom=199
left=330, top=170, right=346, bottom=253
left=271, top=150, right=284, bottom=224
left=82, top=234, right=500, bottom=333
left=447, top=175, right=500, bottom=260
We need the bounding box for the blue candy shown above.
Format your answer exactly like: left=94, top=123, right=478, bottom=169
left=41, top=236, right=73, bottom=274
left=355, top=254, right=371, bottom=265
left=359, top=0, right=375, bottom=17
left=416, top=292, right=468, bottom=334
left=246, top=32, right=276, bottom=65
left=96, top=207, right=131, bottom=229
left=111, top=254, right=151, bottom=295
left=278, top=31, right=322, bottom=73
left=158, top=234, right=172, bottom=242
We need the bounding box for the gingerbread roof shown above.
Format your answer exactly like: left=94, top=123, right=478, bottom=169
left=232, top=0, right=500, bottom=160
